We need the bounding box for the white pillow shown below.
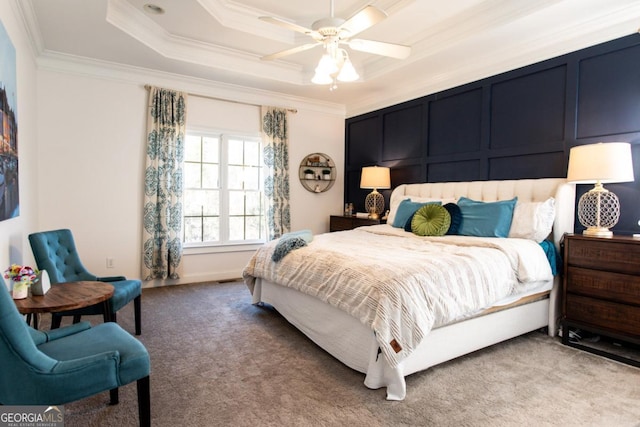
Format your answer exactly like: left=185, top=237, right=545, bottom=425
left=508, top=197, right=555, bottom=242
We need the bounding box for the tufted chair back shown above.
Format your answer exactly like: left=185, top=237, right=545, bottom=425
left=28, top=229, right=97, bottom=283
left=28, top=228, right=143, bottom=335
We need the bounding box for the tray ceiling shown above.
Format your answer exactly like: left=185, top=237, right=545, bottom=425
left=19, top=0, right=640, bottom=115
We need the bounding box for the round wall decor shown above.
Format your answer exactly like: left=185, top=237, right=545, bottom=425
left=299, top=153, right=336, bottom=193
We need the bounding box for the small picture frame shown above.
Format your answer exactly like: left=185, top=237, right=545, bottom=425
left=31, top=270, right=51, bottom=296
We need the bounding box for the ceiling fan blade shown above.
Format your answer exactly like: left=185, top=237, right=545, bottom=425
left=259, top=16, right=318, bottom=38
left=340, top=6, right=387, bottom=37
left=261, top=43, right=320, bottom=61
left=348, top=39, right=411, bottom=59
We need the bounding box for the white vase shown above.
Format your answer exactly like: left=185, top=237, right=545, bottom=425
left=12, top=283, right=29, bottom=299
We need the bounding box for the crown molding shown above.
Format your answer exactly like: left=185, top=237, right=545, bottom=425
left=11, top=0, right=44, bottom=58
left=36, top=50, right=346, bottom=116
left=361, top=0, right=564, bottom=81
left=362, top=0, right=640, bottom=84
left=106, top=0, right=418, bottom=88
left=347, top=18, right=640, bottom=118
left=106, top=0, right=306, bottom=85
left=195, top=0, right=293, bottom=43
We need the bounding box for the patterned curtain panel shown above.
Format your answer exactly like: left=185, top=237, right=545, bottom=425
left=261, top=106, right=291, bottom=240
left=142, top=87, right=187, bottom=280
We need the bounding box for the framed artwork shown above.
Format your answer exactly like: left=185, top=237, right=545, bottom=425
left=0, top=19, right=18, bottom=221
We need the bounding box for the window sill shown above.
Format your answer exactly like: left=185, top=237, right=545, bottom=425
left=183, top=242, right=264, bottom=255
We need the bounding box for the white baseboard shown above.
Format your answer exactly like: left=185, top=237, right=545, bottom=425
left=142, top=270, right=243, bottom=288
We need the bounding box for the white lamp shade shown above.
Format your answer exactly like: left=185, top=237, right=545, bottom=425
left=567, top=142, right=634, bottom=184
left=360, top=166, right=391, bottom=189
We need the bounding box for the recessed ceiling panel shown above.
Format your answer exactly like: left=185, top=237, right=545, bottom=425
left=24, top=0, right=640, bottom=114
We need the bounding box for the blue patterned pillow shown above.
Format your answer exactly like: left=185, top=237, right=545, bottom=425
left=457, top=197, right=517, bottom=238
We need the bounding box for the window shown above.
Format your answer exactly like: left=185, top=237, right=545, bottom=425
left=183, top=132, right=264, bottom=247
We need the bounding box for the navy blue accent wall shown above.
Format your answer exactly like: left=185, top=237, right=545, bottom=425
left=345, top=34, right=640, bottom=235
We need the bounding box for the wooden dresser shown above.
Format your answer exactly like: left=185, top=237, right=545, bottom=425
left=329, top=215, right=383, bottom=232
left=561, top=233, right=640, bottom=366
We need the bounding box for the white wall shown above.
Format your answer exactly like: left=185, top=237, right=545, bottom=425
left=35, top=65, right=345, bottom=287
left=0, top=2, right=39, bottom=286
left=289, top=109, right=345, bottom=232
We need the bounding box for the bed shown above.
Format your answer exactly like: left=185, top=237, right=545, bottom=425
left=243, top=178, right=575, bottom=400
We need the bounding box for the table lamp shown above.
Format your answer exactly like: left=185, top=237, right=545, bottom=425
left=360, top=166, right=390, bottom=219
left=566, top=142, right=634, bottom=237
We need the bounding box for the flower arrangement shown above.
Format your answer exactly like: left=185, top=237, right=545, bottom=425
left=4, top=264, right=39, bottom=299
left=4, top=264, right=39, bottom=286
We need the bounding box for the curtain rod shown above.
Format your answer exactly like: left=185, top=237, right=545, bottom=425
left=144, top=85, right=297, bottom=114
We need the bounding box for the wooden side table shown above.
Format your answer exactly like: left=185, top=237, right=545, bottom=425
left=14, top=281, right=114, bottom=329
left=561, top=233, right=640, bottom=367
left=329, top=215, right=384, bottom=232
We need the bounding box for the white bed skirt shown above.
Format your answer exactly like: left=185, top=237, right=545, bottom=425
left=252, top=276, right=559, bottom=400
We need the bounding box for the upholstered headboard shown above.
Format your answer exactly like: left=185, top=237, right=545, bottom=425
left=389, top=178, right=575, bottom=249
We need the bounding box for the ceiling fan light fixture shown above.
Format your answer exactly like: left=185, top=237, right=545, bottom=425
left=312, top=71, right=333, bottom=85
left=260, top=2, right=409, bottom=90
left=315, top=53, right=339, bottom=75
left=337, top=57, right=359, bottom=82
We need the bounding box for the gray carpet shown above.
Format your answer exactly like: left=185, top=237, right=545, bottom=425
left=42, top=281, right=640, bottom=427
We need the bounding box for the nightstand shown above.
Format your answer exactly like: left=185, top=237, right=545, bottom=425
left=561, top=233, right=640, bottom=367
left=329, top=215, right=384, bottom=232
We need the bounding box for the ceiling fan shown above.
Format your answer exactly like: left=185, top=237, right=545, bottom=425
left=259, top=1, right=411, bottom=87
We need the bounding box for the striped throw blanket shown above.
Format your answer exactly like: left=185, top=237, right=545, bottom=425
left=243, top=225, right=552, bottom=368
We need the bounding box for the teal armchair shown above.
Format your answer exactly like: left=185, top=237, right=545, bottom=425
left=29, top=229, right=142, bottom=334
left=0, top=284, right=150, bottom=426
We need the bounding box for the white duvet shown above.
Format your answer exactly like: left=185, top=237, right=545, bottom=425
left=243, top=224, right=552, bottom=368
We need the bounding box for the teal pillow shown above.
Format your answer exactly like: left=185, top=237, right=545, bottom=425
left=392, top=199, right=441, bottom=228
left=411, top=204, right=451, bottom=236
left=457, top=197, right=517, bottom=238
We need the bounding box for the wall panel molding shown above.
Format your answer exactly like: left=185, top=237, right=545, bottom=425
left=576, top=43, right=640, bottom=139
left=345, top=33, right=640, bottom=235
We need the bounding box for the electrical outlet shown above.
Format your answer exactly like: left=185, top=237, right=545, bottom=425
left=106, top=258, right=114, bottom=269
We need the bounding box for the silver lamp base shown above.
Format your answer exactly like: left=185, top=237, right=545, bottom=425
left=582, top=226, right=613, bottom=238
left=577, top=183, right=620, bottom=238
left=365, top=189, right=384, bottom=219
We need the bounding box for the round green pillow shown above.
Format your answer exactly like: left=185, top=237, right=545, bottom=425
left=411, top=204, right=452, bottom=236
